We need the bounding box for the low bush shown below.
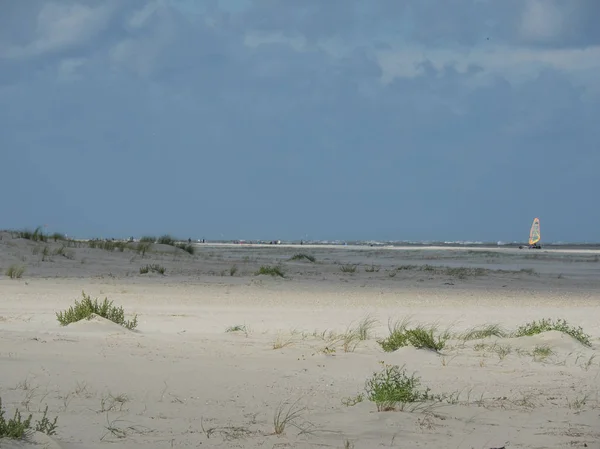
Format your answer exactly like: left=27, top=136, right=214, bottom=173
left=56, top=291, right=138, bottom=330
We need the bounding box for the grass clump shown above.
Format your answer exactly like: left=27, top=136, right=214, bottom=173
left=290, top=253, right=316, bottom=263
left=175, top=242, right=195, bottom=255
left=379, top=319, right=448, bottom=352
left=460, top=323, right=507, bottom=341
left=56, top=291, right=138, bottom=330
left=513, top=318, right=592, bottom=347
left=19, top=226, right=47, bottom=242
left=365, top=364, right=431, bottom=411
left=340, top=264, right=357, bottom=273
left=256, top=265, right=285, bottom=278
left=139, top=236, right=156, bottom=243
left=139, top=264, right=166, bottom=275
left=5, top=264, right=25, bottom=279
left=157, top=235, right=175, bottom=246
left=0, top=398, right=58, bottom=439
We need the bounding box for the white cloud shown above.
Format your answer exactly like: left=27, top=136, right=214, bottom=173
left=1, top=2, right=114, bottom=59
left=519, top=0, right=564, bottom=43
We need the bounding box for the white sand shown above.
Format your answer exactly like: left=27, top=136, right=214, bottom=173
left=1, top=233, right=599, bottom=448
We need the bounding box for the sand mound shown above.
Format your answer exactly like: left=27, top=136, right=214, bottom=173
left=62, top=314, right=135, bottom=335
left=505, top=330, right=593, bottom=352
left=0, top=432, right=63, bottom=449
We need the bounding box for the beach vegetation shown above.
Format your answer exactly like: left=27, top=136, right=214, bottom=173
left=460, top=323, right=507, bottom=341
left=157, top=235, right=175, bottom=246
left=365, top=264, right=380, bottom=272
left=139, top=236, right=156, bottom=243
left=5, top=264, right=25, bottom=279
left=365, top=364, right=431, bottom=411
left=18, top=226, right=47, bottom=242
left=273, top=399, right=305, bottom=435
left=379, top=319, right=448, bottom=352
left=290, top=253, right=316, bottom=262
left=175, top=242, right=195, bottom=255
left=0, top=398, right=58, bottom=439
left=513, top=318, right=592, bottom=347
left=139, top=264, right=166, bottom=275
left=136, top=242, right=152, bottom=256
left=56, top=291, right=138, bottom=330
left=340, top=264, right=357, bottom=273
left=256, top=265, right=285, bottom=277
left=229, top=265, right=238, bottom=276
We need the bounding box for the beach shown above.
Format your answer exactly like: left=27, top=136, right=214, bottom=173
left=1, top=233, right=599, bottom=448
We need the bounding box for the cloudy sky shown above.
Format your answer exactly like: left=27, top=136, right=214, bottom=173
left=1, top=0, right=598, bottom=242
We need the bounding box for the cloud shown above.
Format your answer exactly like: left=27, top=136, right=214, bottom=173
left=0, top=1, right=115, bottom=59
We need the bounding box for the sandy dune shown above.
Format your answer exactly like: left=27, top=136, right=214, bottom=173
left=1, top=232, right=599, bottom=448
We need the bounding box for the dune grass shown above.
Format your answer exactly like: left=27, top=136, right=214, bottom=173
left=5, top=264, right=25, bottom=279
left=378, top=318, right=448, bottom=352
left=256, top=265, right=285, bottom=277
left=513, top=318, right=592, bottom=347
left=56, top=291, right=138, bottom=330
left=365, top=364, right=432, bottom=411
left=175, top=242, right=195, bottom=255
left=290, top=253, right=316, bottom=263
left=460, top=323, right=507, bottom=341
left=139, top=264, right=166, bottom=275
left=18, top=226, right=47, bottom=242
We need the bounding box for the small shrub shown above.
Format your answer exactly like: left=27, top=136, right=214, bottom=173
left=290, top=253, right=316, bottom=263
left=19, top=226, right=47, bottom=242
left=137, top=242, right=152, bottom=256
left=175, top=243, right=195, bottom=255
left=340, top=264, right=357, bottom=273
left=513, top=318, right=592, bottom=347
left=256, top=265, right=285, bottom=277
left=378, top=320, right=447, bottom=352
left=461, top=324, right=507, bottom=341
left=229, top=265, right=238, bottom=276
left=5, top=265, right=25, bottom=279
left=226, top=324, right=247, bottom=333
left=56, top=291, right=138, bottom=330
left=365, top=264, right=380, bottom=273
left=139, top=236, right=156, bottom=243
left=365, top=364, right=431, bottom=411
left=50, top=232, right=65, bottom=242
left=139, top=264, right=165, bottom=275
left=0, top=398, right=58, bottom=439
left=157, top=235, right=175, bottom=246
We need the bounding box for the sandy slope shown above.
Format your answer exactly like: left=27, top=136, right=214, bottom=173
left=1, top=233, right=599, bottom=448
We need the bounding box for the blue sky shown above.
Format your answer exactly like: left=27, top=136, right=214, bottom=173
left=1, top=0, right=599, bottom=242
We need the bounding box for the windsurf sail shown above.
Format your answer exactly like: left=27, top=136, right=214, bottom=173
left=529, top=218, right=541, bottom=246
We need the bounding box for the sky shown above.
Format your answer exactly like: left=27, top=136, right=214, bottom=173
left=1, top=0, right=599, bottom=242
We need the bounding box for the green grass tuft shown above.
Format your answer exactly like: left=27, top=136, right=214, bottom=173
left=290, top=253, right=316, bottom=263
left=56, top=291, right=138, bottom=330
left=157, top=235, right=175, bottom=245
left=340, top=264, right=357, bottom=273
left=139, top=264, right=166, bottom=275
left=0, top=398, right=58, bottom=439
left=365, top=364, right=431, bottom=411
left=378, top=319, right=448, bottom=352
left=460, top=323, right=507, bottom=341
left=5, top=265, right=25, bottom=279
left=256, top=265, right=285, bottom=277
left=175, top=242, right=195, bottom=255
left=139, top=236, right=157, bottom=243
left=513, top=318, right=592, bottom=347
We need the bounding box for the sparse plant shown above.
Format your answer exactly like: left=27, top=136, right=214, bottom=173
left=290, top=253, right=316, bottom=263
left=19, top=226, right=47, bottom=242
left=354, top=315, right=378, bottom=341
left=460, top=323, right=506, bottom=341
left=340, top=264, right=357, bottom=273
left=365, top=364, right=431, bottom=411
left=532, top=345, right=553, bottom=360
left=365, top=264, right=380, bottom=272
left=273, top=399, right=305, bottom=435
left=256, top=265, right=285, bottom=277
left=0, top=397, right=58, bottom=439
left=272, top=334, right=294, bottom=349
left=226, top=324, right=248, bottom=334
left=136, top=242, right=151, bottom=256
left=513, top=318, right=592, bottom=347
left=157, top=234, right=175, bottom=245
left=341, top=393, right=364, bottom=407
left=229, top=265, right=238, bottom=276
left=56, top=290, right=138, bottom=330
left=175, top=242, right=195, bottom=255
left=139, top=264, right=166, bottom=275
left=5, top=264, right=25, bottom=279
left=139, top=236, right=156, bottom=243
left=378, top=320, right=447, bottom=352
